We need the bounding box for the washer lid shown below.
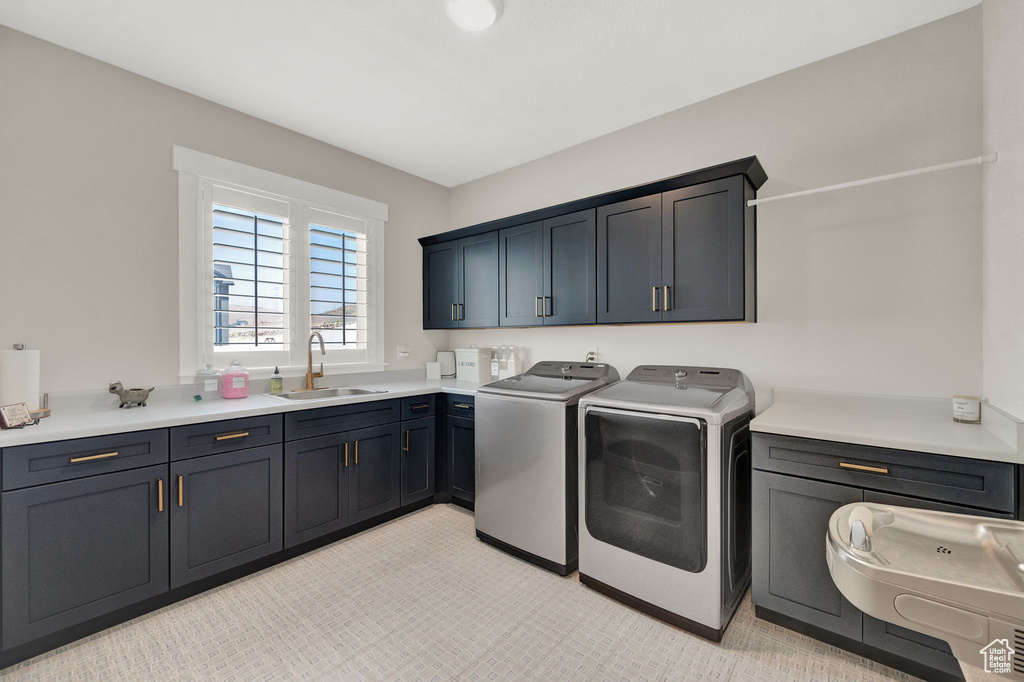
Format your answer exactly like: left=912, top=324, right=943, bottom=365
left=580, top=380, right=753, bottom=422
left=478, top=361, right=620, bottom=401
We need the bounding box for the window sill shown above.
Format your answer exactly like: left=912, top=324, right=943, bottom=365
left=178, top=362, right=389, bottom=385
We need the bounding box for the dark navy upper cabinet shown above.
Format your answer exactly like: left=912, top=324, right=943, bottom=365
left=422, top=241, right=459, bottom=329
left=349, top=423, right=402, bottom=524
left=422, top=159, right=764, bottom=330
left=401, top=417, right=435, bottom=506
left=498, top=221, right=544, bottom=327
left=1, top=465, right=170, bottom=649
left=457, top=232, right=499, bottom=328
left=170, top=446, right=283, bottom=589
left=597, top=195, right=663, bottom=324
left=424, top=234, right=499, bottom=329
left=662, top=177, right=749, bottom=322
left=543, top=209, right=597, bottom=325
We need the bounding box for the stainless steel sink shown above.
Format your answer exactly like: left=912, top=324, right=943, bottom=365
left=268, top=387, right=387, bottom=401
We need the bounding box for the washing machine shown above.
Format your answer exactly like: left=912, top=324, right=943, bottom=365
left=476, top=361, right=619, bottom=575
left=578, top=365, right=754, bottom=641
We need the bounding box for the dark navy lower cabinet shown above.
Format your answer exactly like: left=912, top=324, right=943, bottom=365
left=284, top=434, right=351, bottom=549
left=1, top=465, right=170, bottom=649
left=447, top=415, right=475, bottom=507
left=750, top=432, right=1013, bottom=681
left=170, top=445, right=283, bottom=589
left=349, top=423, right=402, bottom=524
left=401, top=417, right=435, bottom=505
left=752, top=470, right=863, bottom=640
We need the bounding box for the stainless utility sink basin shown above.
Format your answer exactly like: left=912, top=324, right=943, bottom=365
left=269, top=387, right=387, bottom=401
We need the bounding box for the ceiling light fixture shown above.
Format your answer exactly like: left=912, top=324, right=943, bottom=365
left=445, top=0, right=503, bottom=31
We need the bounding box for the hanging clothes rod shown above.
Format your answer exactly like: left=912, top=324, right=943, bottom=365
left=747, top=153, right=998, bottom=207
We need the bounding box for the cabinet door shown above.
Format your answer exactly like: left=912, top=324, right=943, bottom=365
left=349, top=423, right=401, bottom=524
left=752, top=470, right=863, bottom=640
left=457, top=232, right=499, bottom=328
left=861, top=491, right=1003, bottom=678
left=447, top=416, right=476, bottom=506
left=170, top=446, right=283, bottom=588
left=596, top=194, right=663, bottom=324
left=498, top=222, right=544, bottom=327
left=401, top=417, right=436, bottom=506
left=284, top=434, right=350, bottom=549
left=543, top=209, right=596, bottom=325
left=423, top=241, right=459, bottom=329
left=662, top=177, right=746, bottom=322
left=1, top=465, right=169, bottom=649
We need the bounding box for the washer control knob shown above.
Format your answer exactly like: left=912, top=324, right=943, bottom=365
left=674, top=369, right=688, bottom=379
left=560, top=364, right=572, bottom=373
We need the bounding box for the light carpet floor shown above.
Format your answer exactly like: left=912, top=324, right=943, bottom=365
left=0, top=504, right=919, bottom=681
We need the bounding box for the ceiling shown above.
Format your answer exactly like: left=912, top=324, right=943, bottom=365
left=0, top=0, right=979, bottom=187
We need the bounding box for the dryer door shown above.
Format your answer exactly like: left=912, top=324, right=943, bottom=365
left=583, top=407, right=707, bottom=573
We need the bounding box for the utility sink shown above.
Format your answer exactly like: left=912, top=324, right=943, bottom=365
left=268, top=387, right=387, bottom=401
left=827, top=502, right=1024, bottom=675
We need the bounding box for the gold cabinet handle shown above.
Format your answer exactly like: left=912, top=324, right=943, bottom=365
left=451, top=303, right=456, bottom=321
left=344, top=442, right=349, bottom=467
left=663, top=285, right=670, bottom=311
left=839, top=462, right=889, bottom=474
left=157, top=479, right=164, bottom=512
left=403, top=430, right=410, bottom=452
left=354, top=440, right=359, bottom=465
left=411, top=403, right=429, bottom=410
left=70, top=451, right=118, bottom=463
left=544, top=297, right=551, bottom=317
left=453, top=403, right=472, bottom=409
left=215, top=431, right=249, bottom=441
left=458, top=303, right=465, bottom=321
left=535, top=296, right=542, bottom=317
left=652, top=286, right=659, bottom=312
left=177, top=475, right=184, bottom=506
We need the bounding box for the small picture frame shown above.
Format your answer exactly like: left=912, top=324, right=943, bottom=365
left=0, top=402, right=35, bottom=429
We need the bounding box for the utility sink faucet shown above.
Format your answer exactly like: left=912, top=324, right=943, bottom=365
left=304, top=332, right=325, bottom=390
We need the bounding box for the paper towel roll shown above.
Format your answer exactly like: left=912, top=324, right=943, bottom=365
left=0, top=350, right=40, bottom=411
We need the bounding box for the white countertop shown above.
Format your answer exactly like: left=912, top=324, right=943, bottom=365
left=0, top=373, right=484, bottom=448
left=750, top=389, right=1022, bottom=465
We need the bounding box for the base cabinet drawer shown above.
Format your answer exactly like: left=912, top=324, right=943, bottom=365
left=752, top=470, right=863, bottom=640
left=170, top=446, right=282, bottom=589
left=1, top=465, right=170, bottom=649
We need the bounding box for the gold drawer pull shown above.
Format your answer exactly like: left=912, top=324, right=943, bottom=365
left=354, top=440, right=359, bottom=465
left=70, top=451, right=118, bottom=463
left=411, top=404, right=430, bottom=410
left=215, top=431, right=249, bottom=441
left=453, top=403, right=472, bottom=409
left=178, top=475, right=184, bottom=507
left=158, top=479, right=164, bottom=512
left=344, top=442, right=349, bottom=467
left=840, top=462, right=889, bottom=474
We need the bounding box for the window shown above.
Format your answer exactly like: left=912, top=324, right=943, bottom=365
left=174, top=147, right=387, bottom=382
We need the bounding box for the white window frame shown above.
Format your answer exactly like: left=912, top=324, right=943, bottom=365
left=174, top=146, right=387, bottom=383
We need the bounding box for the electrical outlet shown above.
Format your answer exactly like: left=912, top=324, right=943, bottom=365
left=397, top=345, right=410, bottom=360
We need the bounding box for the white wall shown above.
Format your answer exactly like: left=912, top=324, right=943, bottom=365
left=0, top=27, right=450, bottom=393
left=982, top=0, right=1024, bottom=419
left=446, top=10, right=984, bottom=412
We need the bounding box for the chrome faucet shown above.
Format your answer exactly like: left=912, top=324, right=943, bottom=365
left=304, top=332, right=326, bottom=391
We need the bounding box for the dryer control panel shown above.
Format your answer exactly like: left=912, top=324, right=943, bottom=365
left=529, top=361, right=616, bottom=381
left=626, top=365, right=744, bottom=388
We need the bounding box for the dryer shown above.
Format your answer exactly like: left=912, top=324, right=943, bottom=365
left=578, top=365, right=754, bottom=641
